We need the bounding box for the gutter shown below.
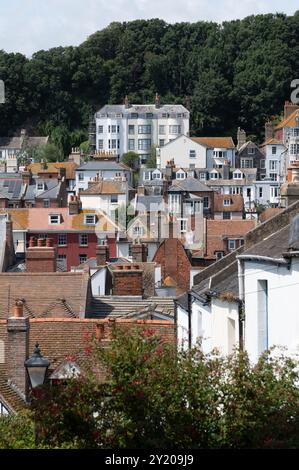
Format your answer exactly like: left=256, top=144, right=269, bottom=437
left=237, top=254, right=289, bottom=265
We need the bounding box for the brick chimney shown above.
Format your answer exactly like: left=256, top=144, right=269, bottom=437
left=112, top=264, right=144, bottom=296
left=284, top=100, right=299, bottom=120
left=237, top=127, right=246, bottom=150
left=265, top=120, right=274, bottom=142
left=96, top=240, right=109, bottom=265
left=68, top=195, right=81, bottom=215
left=26, top=237, right=57, bottom=272
left=7, top=300, right=29, bottom=397
left=21, top=167, right=32, bottom=186
left=131, top=242, right=148, bottom=262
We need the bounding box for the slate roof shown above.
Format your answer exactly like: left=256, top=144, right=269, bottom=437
left=96, top=104, right=189, bottom=117
left=239, top=225, right=290, bottom=261
left=168, top=177, right=213, bottom=193
left=0, top=177, right=24, bottom=200
left=77, top=161, right=131, bottom=171
left=135, top=195, right=164, bottom=212
left=24, top=179, right=61, bottom=201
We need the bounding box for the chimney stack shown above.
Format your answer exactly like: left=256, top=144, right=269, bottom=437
left=131, top=242, right=148, bottom=262
left=7, top=300, right=29, bottom=397
left=68, top=195, right=81, bottom=215
left=21, top=167, right=32, bottom=186
left=284, top=100, right=299, bottom=120
left=237, top=127, right=246, bottom=150
left=124, top=95, right=130, bottom=109
left=165, top=159, right=175, bottom=179
left=112, top=264, right=144, bottom=296
left=26, top=238, right=57, bottom=272
left=155, top=93, right=161, bottom=109
left=96, top=240, right=109, bottom=265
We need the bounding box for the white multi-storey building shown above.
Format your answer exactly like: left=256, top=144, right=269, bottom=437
left=95, top=96, right=189, bottom=165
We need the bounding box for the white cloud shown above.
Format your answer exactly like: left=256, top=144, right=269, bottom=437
left=0, top=0, right=297, bottom=56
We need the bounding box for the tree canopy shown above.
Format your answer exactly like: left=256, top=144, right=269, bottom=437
left=0, top=13, right=299, bottom=149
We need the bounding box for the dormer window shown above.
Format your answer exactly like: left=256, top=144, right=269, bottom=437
left=233, top=171, right=243, bottom=179
left=36, top=182, right=44, bottom=191
left=49, top=214, right=61, bottom=225
left=210, top=171, right=218, bottom=180
left=223, top=199, right=231, bottom=206
left=152, top=170, right=161, bottom=180
left=85, top=214, right=96, bottom=225
left=133, top=226, right=144, bottom=236
left=176, top=171, right=186, bottom=179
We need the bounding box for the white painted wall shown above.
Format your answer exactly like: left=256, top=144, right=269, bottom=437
left=96, top=109, right=189, bottom=162
left=80, top=194, right=127, bottom=217
left=91, top=267, right=107, bottom=296
left=76, top=169, right=132, bottom=191
left=243, top=258, right=299, bottom=363
left=157, top=135, right=207, bottom=169
left=177, top=297, right=239, bottom=355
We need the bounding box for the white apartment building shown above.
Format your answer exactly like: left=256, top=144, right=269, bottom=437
left=95, top=97, right=189, bottom=165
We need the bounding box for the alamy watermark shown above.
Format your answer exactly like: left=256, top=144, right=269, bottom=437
left=0, top=80, right=4, bottom=103
left=291, top=79, right=299, bottom=105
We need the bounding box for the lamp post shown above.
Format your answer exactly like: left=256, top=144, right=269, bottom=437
left=24, top=343, right=50, bottom=389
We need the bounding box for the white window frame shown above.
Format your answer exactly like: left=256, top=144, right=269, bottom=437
left=84, top=214, right=96, bottom=225
left=58, top=233, right=67, bottom=246
left=79, top=234, right=88, bottom=246
left=49, top=214, right=60, bottom=225
left=228, top=239, right=236, bottom=250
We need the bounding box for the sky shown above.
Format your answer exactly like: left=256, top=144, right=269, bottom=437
left=0, top=0, right=298, bottom=56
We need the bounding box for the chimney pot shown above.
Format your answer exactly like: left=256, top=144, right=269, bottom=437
left=13, top=300, right=24, bottom=318
left=46, top=238, right=53, bottom=247
left=37, top=238, right=44, bottom=247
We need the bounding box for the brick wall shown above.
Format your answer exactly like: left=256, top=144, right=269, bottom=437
left=26, top=245, right=57, bottom=272
left=7, top=316, right=29, bottom=395
left=112, top=267, right=144, bottom=296
left=153, top=239, right=191, bottom=292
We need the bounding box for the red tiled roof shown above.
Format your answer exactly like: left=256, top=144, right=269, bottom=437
left=0, top=272, right=90, bottom=319
left=214, top=194, right=244, bottom=212
left=191, top=137, right=235, bottom=149
left=206, top=220, right=256, bottom=258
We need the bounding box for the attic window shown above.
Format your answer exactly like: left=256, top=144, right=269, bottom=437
left=176, top=171, right=186, bottom=180
left=152, top=171, right=161, bottom=180
left=49, top=214, right=61, bottom=224
left=85, top=214, right=96, bottom=225
left=223, top=199, right=231, bottom=206
left=37, top=182, right=44, bottom=191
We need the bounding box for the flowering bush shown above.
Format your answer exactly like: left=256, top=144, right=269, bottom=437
left=32, top=327, right=299, bottom=449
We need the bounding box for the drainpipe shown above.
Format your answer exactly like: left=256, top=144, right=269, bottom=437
left=187, top=291, right=192, bottom=349
left=237, top=258, right=245, bottom=350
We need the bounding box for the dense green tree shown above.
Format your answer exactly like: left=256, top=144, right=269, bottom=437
left=32, top=328, right=299, bottom=449
left=1, top=14, right=299, bottom=143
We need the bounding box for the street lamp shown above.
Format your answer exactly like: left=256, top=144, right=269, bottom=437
left=24, top=343, right=50, bottom=389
